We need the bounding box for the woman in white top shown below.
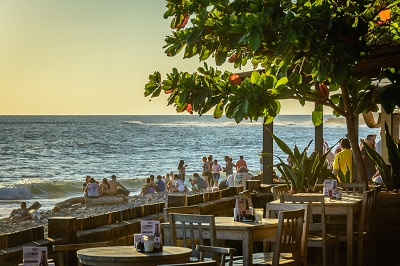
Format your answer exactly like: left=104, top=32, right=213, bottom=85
left=85, top=178, right=100, bottom=198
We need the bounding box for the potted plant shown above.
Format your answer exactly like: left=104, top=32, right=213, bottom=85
left=362, top=122, right=400, bottom=192
left=271, top=132, right=336, bottom=193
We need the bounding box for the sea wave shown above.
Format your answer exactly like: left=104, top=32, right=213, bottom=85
left=121, top=120, right=144, bottom=125
left=0, top=178, right=146, bottom=200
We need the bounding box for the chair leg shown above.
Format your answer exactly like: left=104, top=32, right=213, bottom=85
left=357, top=238, right=363, bottom=266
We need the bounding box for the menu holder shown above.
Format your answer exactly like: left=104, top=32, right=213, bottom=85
left=141, top=220, right=162, bottom=251
left=323, top=179, right=337, bottom=198
left=234, top=196, right=253, bottom=221
left=23, top=246, right=49, bottom=266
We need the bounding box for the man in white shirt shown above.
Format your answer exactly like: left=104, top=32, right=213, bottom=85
left=227, top=167, right=253, bottom=191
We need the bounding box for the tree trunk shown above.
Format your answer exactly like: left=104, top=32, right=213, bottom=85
left=341, top=84, right=367, bottom=185
left=345, top=114, right=367, bottom=184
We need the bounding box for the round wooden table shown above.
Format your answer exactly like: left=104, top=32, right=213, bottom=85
left=77, top=246, right=192, bottom=266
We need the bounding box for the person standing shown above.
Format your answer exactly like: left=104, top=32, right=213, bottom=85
left=202, top=156, right=212, bottom=189
left=224, top=156, right=235, bottom=177
left=235, top=155, right=247, bottom=173
left=361, top=134, right=377, bottom=181
left=178, top=160, right=187, bottom=182
left=211, top=159, right=222, bottom=187
left=332, top=138, right=353, bottom=182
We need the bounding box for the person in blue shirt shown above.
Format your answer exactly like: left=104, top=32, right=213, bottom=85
left=156, top=175, right=166, bottom=192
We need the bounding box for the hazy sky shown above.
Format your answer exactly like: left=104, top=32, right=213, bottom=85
left=0, top=0, right=314, bottom=115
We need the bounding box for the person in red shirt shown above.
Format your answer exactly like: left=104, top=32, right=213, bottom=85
left=235, top=155, right=247, bottom=173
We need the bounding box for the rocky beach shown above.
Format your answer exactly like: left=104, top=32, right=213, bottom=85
left=0, top=192, right=170, bottom=236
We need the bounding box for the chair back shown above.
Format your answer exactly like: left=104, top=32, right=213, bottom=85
left=266, top=202, right=310, bottom=262
left=280, top=194, right=326, bottom=240
left=169, top=213, right=217, bottom=258
left=196, top=245, right=236, bottom=266
left=339, top=182, right=367, bottom=195
left=358, top=190, right=375, bottom=236
left=272, top=185, right=289, bottom=200
left=273, top=209, right=305, bottom=266
left=163, top=205, right=201, bottom=222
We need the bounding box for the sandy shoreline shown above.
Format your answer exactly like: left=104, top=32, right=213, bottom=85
left=0, top=192, right=171, bottom=237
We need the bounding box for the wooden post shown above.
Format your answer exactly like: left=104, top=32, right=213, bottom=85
left=167, top=194, right=187, bottom=207
left=48, top=217, right=77, bottom=243
left=263, top=120, right=273, bottom=184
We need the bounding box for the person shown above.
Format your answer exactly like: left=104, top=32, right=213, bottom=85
left=109, top=174, right=130, bottom=196
left=224, top=156, right=235, bottom=177
left=189, top=173, right=208, bottom=191
left=156, top=175, right=166, bottom=192
left=361, top=134, right=377, bottom=181
left=171, top=174, right=187, bottom=192
left=202, top=156, right=212, bottom=189
left=82, top=175, right=91, bottom=191
left=226, top=166, right=253, bottom=190
left=85, top=177, right=100, bottom=198
left=140, top=177, right=156, bottom=194
left=235, top=155, right=247, bottom=173
left=9, top=202, right=30, bottom=219
left=99, top=178, right=110, bottom=195
left=178, top=160, right=187, bottom=182
left=211, top=159, right=222, bottom=187
left=323, top=140, right=335, bottom=169
left=332, top=138, right=353, bottom=182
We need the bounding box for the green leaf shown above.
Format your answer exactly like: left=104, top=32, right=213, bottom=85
left=248, top=30, right=261, bottom=52
left=250, top=71, right=261, bottom=84
left=215, top=50, right=227, bottom=66
left=213, top=100, right=224, bottom=118
left=312, top=104, right=323, bottom=126
left=186, top=28, right=203, bottom=45
left=275, top=77, right=288, bottom=91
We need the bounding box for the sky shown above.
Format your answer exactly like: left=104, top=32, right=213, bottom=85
left=0, top=0, right=315, bottom=115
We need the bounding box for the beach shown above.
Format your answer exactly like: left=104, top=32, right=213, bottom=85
left=0, top=192, right=169, bottom=236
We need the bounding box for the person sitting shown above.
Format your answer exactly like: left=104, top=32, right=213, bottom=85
left=156, top=175, right=166, bottom=192
left=99, top=178, right=111, bottom=195
left=227, top=166, right=253, bottom=191
left=189, top=173, right=208, bottom=192
left=82, top=175, right=91, bottom=191
left=109, top=174, right=130, bottom=196
left=85, top=177, right=100, bottom=198
left=171, top=174, right=187, bottom=193
left=9, top=202, right=30, bottom=220
left=140, top=176, right=156, bottom=194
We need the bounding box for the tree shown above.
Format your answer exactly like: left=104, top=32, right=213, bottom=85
left=145, top=0, right=400, bottom=184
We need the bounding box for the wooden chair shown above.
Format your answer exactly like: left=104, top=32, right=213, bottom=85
left=235, top=209, right=306, bottom=266
left=196, top=245, right=236, bottom=266
left=338, top=182, right=367, bottom=195
left=163, top=205, right=201, bottom=222
left=261, top=203, right=310, bottom=266
left=53, top=241, right=110, bottom=266
left=169, top=213, right=217, bottom=260
left=272, top=185, right=289, bottom=200
left=280, top=194, right=339, bottom=266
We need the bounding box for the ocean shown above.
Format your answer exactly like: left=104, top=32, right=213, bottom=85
left=0, top=115, right=379, bottom=218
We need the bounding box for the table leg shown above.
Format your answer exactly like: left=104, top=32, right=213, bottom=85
left=242, top=231, right=252, bottom=266
left=164, top=228, right=171, bottom=246
left=347, top=209, right=353, bottom=266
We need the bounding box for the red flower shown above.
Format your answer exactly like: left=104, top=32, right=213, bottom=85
left=164, top=89, right=174, bottom=94
left=229, top=74, right=241, bottom=86
left=186, top=104, right=193, bottom=114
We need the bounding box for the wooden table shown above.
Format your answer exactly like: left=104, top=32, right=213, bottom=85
left=270, top=194, right=363, bottom=266
left=162, top=216, right=279, bottom=266
left=77, top=246, right=192, bottom=266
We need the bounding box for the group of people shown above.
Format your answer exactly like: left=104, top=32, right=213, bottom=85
left=139, top=155, right=255, bottom=195
left=82, top=174, right=130, bottom=199
left=329, top=133, right=380, bottom=183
